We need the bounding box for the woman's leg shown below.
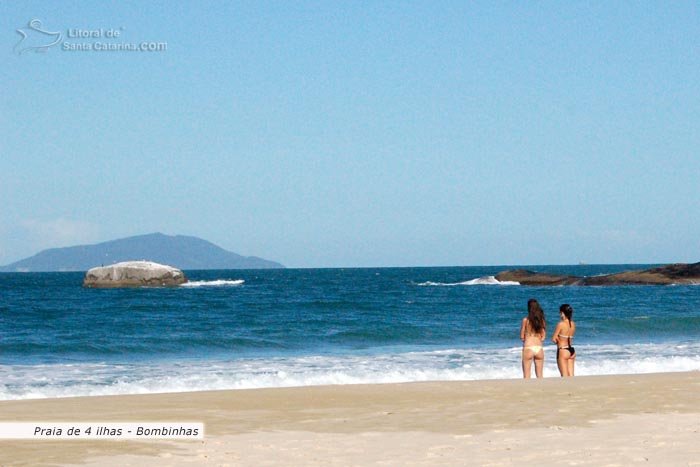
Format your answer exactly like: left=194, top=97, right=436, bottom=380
left=557, top=349, right=569, bottom=377
left=522, top=350, right=532, bottom=378
left=534, top=349, right=545, bottom=378
left=568, top=353, right=576, bottom=376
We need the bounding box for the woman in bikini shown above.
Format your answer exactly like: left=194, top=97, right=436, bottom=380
left=552, top=304, right=576, bottom=377
left=520, top=299, right=546, bottom=379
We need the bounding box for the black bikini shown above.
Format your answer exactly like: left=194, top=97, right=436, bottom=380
left=557, top=333, right=575, bottom=357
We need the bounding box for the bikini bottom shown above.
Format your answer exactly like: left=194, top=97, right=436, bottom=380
left=557, top=346, right=575, bottom=358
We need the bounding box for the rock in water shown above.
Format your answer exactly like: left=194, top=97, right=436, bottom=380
left=494, top=269, right=583, bottom=286
left=495, top=262, right=700, bottom=286
left=82, top=261, right=188, bottom=288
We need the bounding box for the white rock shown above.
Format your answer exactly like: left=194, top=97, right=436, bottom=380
left=82, top=261, right=188, bottom=288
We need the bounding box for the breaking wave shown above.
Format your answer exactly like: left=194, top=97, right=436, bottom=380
left=180, top=279, right=245, bottom=288
left=3, top=343, right=700, bottom=400
left=416, top=276, right=519, bottom=286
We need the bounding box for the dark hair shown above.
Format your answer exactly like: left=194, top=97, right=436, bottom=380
left=559, top=304, right=573, bottom=325
left=527, top=299, right=546, bottom=333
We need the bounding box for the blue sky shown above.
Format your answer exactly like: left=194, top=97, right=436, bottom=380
left=2, top=1, right=698, bottom=268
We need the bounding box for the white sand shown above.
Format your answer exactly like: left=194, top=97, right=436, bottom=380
left=1, top=372, right=699, bottom=466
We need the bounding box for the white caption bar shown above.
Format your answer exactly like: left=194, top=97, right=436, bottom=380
left=0, top=422, right=204, bottom=439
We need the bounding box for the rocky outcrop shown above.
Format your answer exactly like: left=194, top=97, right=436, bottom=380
left=583, top=263, right=700, bottom=286
left=495, top=262, right=700, bottom=286
left=494, top=269, right=582, bottom=286
left=82, top=261, right=188, bottom=288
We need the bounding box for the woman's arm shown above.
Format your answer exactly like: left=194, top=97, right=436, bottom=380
left=520, top=318, right=527, bottom=341
left=551, top=322, right=562, bottom=344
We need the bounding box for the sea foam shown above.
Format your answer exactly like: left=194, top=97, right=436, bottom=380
left=416, top=276, right=519, bottom=286
left=3, top=343, right=700, bottom=400
left=180, top=279, right=245, bottom=287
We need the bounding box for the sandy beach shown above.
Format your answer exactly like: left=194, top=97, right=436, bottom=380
left=1, top=371, right=699, bottom=466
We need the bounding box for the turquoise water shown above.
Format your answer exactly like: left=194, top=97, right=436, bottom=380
left=1, top=265, right=699, bottom=399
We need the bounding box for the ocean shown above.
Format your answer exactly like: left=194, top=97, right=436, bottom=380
left=1, top=265, right=699, bottom=400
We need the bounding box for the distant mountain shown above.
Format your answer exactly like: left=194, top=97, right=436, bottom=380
left=0, top=233, right=284, bottom=272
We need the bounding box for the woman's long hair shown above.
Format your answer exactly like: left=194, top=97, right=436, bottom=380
left=527, top=299, right=546, bottom=333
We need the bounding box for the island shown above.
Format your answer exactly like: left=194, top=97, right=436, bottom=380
left=495, top=262, right=700, bottom=286
left=0, top=232, right=284, bottom=272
